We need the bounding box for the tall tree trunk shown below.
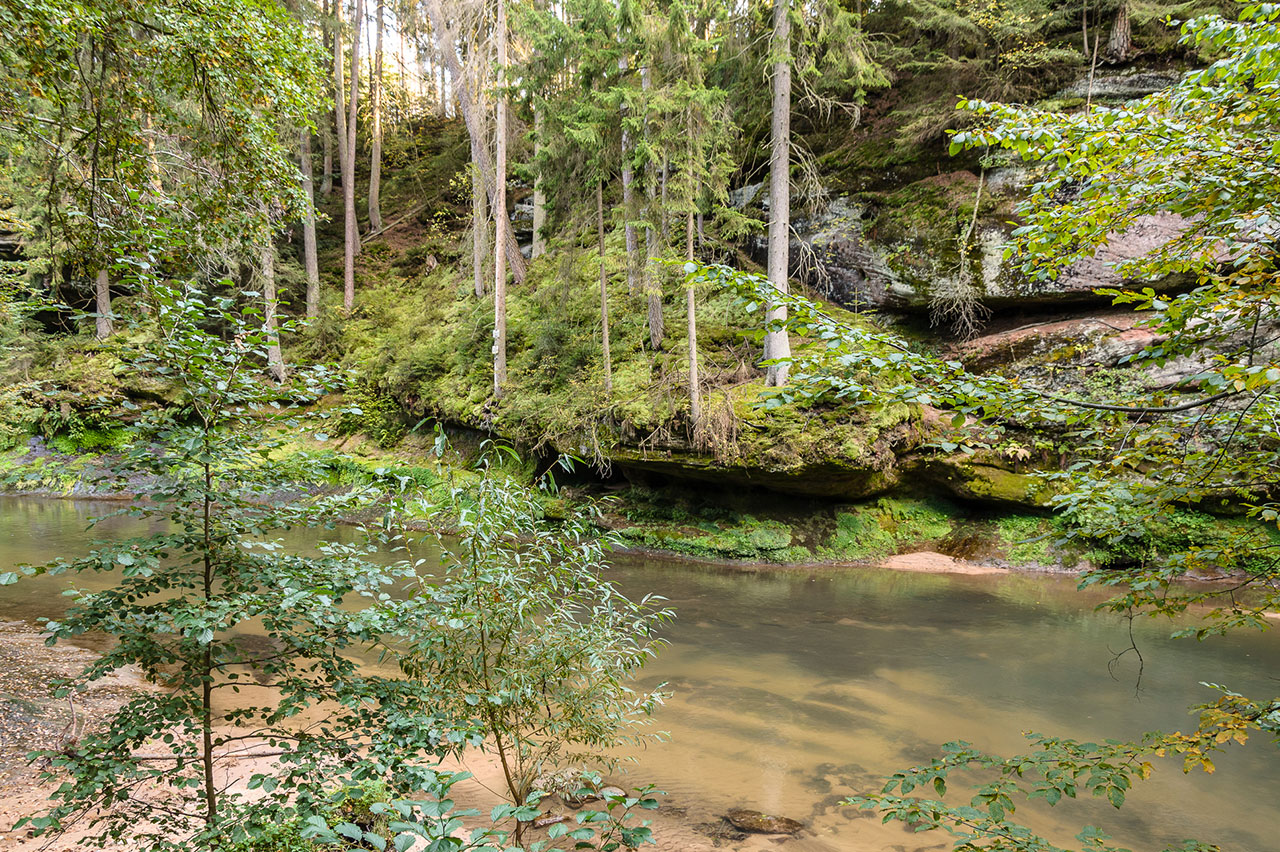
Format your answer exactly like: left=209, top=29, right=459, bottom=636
left=685, top=111, right=700, bottom=427
left=94, top=269, right=113, bottom=340
left=398, top=13, right=409, bottom=110
left=764, top=0, right=792, bottom=387
left=423, top=0, right=527, bottom=283
left=492, top=0, right=508, bottom=398
left=321, top=0, right=335, bottom=197
left=300, top=130, right=321, bottom=318
left=531, top=107, right=546, bottom=258
left=321, top=110, right=334, bottom=197
left=332, top=2, right=347, bottom=194
left=686, top=205, right=700, bottom=427
left=659, top=157, right=669, bottom=243
left=260, top=237, right=286, bottom=382
left=437, top=52, right=447, bottom=117
left=473, top=161, right=488, bottom=297
left=641, top=65, right=662, bottom=350
left=342, top=0, right=364, bottom=313
left=143, top=114, right=163, bottom=194
left=597, top=179, right=612, bottom=395
left=1081, top=0, right=1090, bottom=56
left=618, top=56, right=638, bottom=296
left=368, top=0, right=384, bottom=233
left=1106, top=0, right=1131, bottom=60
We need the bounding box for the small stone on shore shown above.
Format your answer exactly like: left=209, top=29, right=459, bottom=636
left=725, top=808, right=804, bottom=834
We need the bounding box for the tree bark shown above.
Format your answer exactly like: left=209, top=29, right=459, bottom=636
left=685, top=108, right=700, bottom=426
left=659, top=156, right=669, bottom=244
left=438, top=50, right=447, bottom=117
left=473, top=161, right=488, bottom=297
left=1106, top=0, right=1131, bottom=61
left=321, top=0, right=334, bottom=197
left=143, top=114, right=163, bottom=194
left=299, top=130, right=321, bottom=318
left=320, top=110, right=334, bottom=197
left=597, top=179, right=612, bottom=395
left=94, top=269, right=113, bottom=340
left=398, top=14, right=409, bottom=110
left=368, top=0, right=384, bottom=233
left=332, top=6, right=347, bottom=194
left=423, top=0, right=526, bottom=283
left=618, top=55, right=638, bottom=296
left=492, top=0, right=508, bottom=398
left=641, top=65, right=662, bottom=350
left=342, top=0, right=364, bottom=313
left=764, top=0, right=792, bottom=387
left=260, top=238, right=286, bottom=382
left=686, top=205, right=700, bottom=427
left=531, top=107, right=546, bottom=258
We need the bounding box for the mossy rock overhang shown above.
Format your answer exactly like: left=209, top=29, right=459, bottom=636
left=608, top=448, right=902, bottom=501
left=609, top=447, right=1062, bottom=509
left=910, top=453, right=1058, bottom=508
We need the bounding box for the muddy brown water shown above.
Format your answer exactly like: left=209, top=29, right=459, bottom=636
left=2, top=496, right=1278, bottom=851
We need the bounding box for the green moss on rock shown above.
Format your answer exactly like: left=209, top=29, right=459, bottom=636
left=817, top=497, right=956, bottom=562
left=919, top=453, right=1056, bottom=507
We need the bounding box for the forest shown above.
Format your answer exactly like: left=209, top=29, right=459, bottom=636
left=0, top=0, right=1278, bottom=849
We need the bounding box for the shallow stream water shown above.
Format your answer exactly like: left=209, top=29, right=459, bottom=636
left=2, top=496, right=1278, bottom=851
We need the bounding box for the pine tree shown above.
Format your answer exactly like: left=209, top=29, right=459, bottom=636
left=368, top=0, right=385, bottom=234
left=763, top=0, right=792, bottom=387
left=342, top=0, right=364, bottom=313
left=299, top=130, right=321, bottom=318
left=493, top=0, right=510, bottom=398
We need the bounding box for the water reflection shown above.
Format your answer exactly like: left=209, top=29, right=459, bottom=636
left=2, top=496, right=1278, bottom=850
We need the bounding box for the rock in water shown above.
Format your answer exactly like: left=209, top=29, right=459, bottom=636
left=726, top=808, right=804, bottom=834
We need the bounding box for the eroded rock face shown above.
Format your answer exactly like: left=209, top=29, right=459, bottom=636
left=789, top=175, right=1188, bottom=314
left=949, top=309, right=1272, bottom=395
left=1056, top=70, right=1184, bottom=100
left=954, top=312, right=1155, bottom=374
left=612, top=451, right=903, bottom=501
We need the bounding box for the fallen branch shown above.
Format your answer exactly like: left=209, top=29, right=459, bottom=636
left=361, top=203, right=430, bottom=243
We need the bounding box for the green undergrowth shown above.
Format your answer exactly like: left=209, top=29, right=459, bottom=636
left=994, top=514, right=1060, bottom=565
left=990, top=507, right=1280, bottom=576
left=296, top=242, right=779, bottom=456
left=0, top=447, right=93, bottom=493
left=1071, top=506, right=1280, bottom=576
left=228, top=780, right=394, bottom=852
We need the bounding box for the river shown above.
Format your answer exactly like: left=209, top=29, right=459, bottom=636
left=1, top=495, right=1278, bottom=851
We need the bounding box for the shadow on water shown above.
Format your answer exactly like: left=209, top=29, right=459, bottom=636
left=2, top=496, right=1279, bottom=850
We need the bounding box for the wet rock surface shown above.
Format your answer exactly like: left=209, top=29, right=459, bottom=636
left=725, top=809, right=805, bottom=835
